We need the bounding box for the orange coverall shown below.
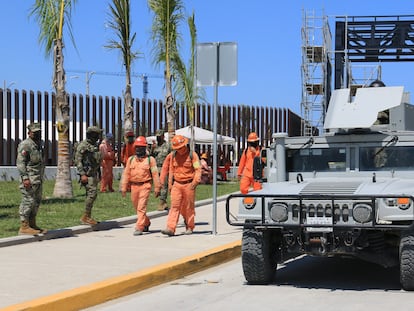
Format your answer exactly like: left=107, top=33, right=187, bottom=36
left=120, top=142, right=136, bottom=191
left=237, top=147, right=262, bottom=194
left=121, top=142, right=135, bottom=166
left=99, top=139, right=115, bottom=192
left=160, top=150, right=201, bottom=234
left=121, top=156, right=161, bottom=231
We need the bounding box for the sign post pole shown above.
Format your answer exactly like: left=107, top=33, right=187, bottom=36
left=196, top=42, right=237, bottom=234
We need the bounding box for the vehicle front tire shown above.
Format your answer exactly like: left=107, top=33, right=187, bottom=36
left=241, top=227, right=277, bottom=284
left=400, top=231, right=414, bottom=291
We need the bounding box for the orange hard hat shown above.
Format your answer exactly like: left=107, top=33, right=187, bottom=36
left=247, top=132, right=259, bottom=142
left=134, top=136, right=147, bottom=147
left=171, top=134, right=189, bottom=150
left=201, top=153, right=208, bottom=159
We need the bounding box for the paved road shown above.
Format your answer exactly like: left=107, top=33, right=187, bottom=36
left=0, top=198, right=242, bottom=310
left=84, top=255, right=411, bottom=311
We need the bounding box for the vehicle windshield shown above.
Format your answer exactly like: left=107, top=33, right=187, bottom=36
left=287, top=147, right=346, bottom=172
left=360, top=146, right=414, bottom=171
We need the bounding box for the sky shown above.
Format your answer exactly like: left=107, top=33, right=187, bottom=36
left=1, top=1, right=414, bottom=117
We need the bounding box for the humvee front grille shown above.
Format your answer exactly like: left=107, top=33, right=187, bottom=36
left=300, top=181, right=361, bottom=195
left=292, top=202, right=351, bottom=223
left=225, top=193, right=414, bottom=230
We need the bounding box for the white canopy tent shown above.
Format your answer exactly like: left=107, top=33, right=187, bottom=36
left=146, top=125, right=235, bottom=145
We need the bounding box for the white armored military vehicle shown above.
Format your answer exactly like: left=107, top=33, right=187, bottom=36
left=226, top=83, right=414, bottom=290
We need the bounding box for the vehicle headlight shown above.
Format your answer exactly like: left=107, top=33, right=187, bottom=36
left=269, top=202, right=288, bottom=222
left=383, top=197, right=411, bottom=210
left=353, top=203, right=372, bottom=223
left=243, top=197, right=256, bottom=210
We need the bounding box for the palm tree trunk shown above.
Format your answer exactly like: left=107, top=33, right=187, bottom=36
left=189, top=105, right=195, bottom=151
left=124, top=75, right=134, bottom=132
left=165, top=73, right=175, bottom=138
left=52, top=38, right=73, bottom=198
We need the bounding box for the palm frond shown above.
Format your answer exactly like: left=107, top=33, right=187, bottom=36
left=105, top=0, right=141, bottom=73
left=29, top=0, right=77, bottom=58
left=172, top=10, right=206, bottom=116
left=148, top=0, right=185, bottom=70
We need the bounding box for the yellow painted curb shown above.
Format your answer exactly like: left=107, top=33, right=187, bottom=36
left=2, top=240, right=241, bottom=311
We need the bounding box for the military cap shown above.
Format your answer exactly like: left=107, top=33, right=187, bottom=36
left=86, top=126, right=103, bottom=134
left=156, top=129, right=165, bottom=136
left=27, top=122, right=41, bottom=132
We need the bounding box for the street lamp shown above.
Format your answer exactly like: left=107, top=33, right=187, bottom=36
left=86, top=71, right=95, bottom=96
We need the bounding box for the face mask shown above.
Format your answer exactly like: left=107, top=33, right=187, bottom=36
left=32, top=132, right=41, bottom=142
left=135, top=147, right=146, bottom=158
left=177, top=146, right=188, bottom=155
left=87, top=133, right=99, bottom=144
left=248, top=142, right=258, bottom=148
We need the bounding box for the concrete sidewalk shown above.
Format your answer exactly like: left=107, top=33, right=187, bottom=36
left=0, top=198, right=242, bottom=311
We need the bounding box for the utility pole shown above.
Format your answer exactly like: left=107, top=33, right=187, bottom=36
left=85, top=71, right=95, bottom=96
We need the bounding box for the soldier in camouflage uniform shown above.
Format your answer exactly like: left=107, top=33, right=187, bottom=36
left=150, top=129, right=171, bottom=211
left=16, top=122, right=46, bottom=235
left=75, top=126, right=103, bottom=225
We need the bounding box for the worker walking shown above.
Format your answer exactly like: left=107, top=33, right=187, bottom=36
left=121, top=136, right=161, bottom=236
left=160, top=135, right=201, bottom=236
left=99, top=132, right=115, bottom=192
left=75, top=126, right=103, bottom=225
left=237, top=132, right=263, bottom=194
left=16, top=122, right=47, bottom=235
left=119, top=131, right=136, bottom=192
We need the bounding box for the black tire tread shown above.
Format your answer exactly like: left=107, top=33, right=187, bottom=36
left=241, top=228, right=276, bottom=284
left=400, top=233, right=414, bottom=291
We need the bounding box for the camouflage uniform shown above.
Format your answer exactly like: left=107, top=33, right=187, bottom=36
left=16, top=122, right=45, bottom=235
left=75, top=126, right=103, bottom=225
left=150, top=130, right=171, bottom=209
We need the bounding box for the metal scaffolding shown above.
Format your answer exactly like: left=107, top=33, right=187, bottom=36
left=301, top=13, right=414, bottom=136
left=301, top=9, right=332, bottom=136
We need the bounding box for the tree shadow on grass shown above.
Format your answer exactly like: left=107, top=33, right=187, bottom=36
left=41, top=197, right=78, bottom=204
left=0, top=204, right=17, bottom=209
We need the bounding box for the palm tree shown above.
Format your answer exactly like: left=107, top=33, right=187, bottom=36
left=148, top=0, right=185, bottom=138
left=30, top=0, right=77, bottom=198
left=173, top=12, right=205, bottom=151
left=105, top=0, right=140, bottom=134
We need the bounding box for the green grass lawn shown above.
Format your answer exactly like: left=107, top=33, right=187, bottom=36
left=0, top=179, right=240, bottom=238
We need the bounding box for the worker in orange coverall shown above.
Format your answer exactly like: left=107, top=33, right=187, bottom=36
left=200, top=153, right=213, bottom=184
left=121, top=131, right=136, bottom=166
left=121, top=136, right=161, bottom=236
left=99, top=132, right=115, bottom=192
left=159, top=135, right=201, bottom=236
left=237, top=132, right=263, bottom=194
left=119, top=131, right=135, bottom=192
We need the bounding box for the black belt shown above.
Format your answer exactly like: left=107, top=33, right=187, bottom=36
left=130, top=180, right=151, bottom=186
left=174, top=179, right=192, bottom=184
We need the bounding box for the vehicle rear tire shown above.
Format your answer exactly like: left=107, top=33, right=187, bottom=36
left=241, top=227, right=277, bottom=284
left=400, top=232, right=414, bottom=290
